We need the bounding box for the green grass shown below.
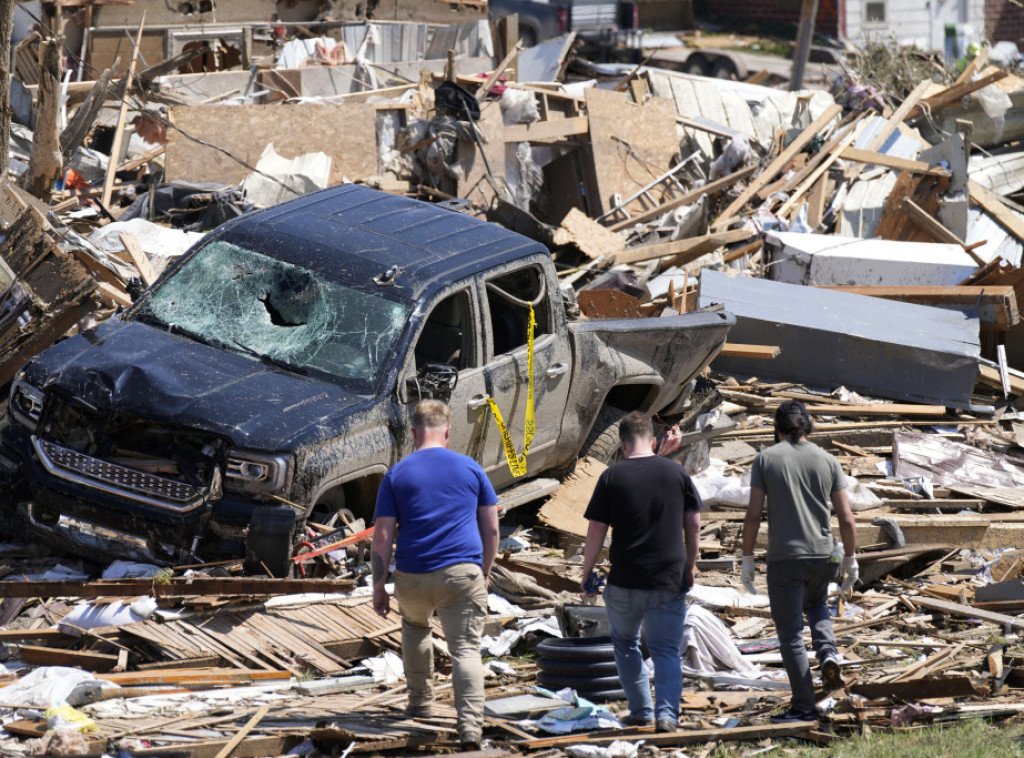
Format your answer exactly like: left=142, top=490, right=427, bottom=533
left=705, top=718, right=1024, bottom=757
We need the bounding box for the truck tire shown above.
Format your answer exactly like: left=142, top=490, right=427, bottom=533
left=537, top=657, right=619, bottom=676
left=536, top=636, right=617, bottom=662
left=712, top=58, right=738, bottom=80
left=244, top=506, right=297, bottom=578
left=537, top=672, right=622, bottom=690
left=578, top=406, right=626, bottom=465
left=683, top=54, right=711, bottom=76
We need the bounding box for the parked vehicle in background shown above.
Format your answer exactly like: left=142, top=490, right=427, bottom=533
left=0, top=186, right=732, bottom=575
left=489, top=0, right=639, bottom=47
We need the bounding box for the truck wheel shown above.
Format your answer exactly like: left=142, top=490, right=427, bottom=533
left=683, top=54, right=711, bottom=76
left=712, top=58, right=738, bottom=80
left=578, top=406, right=626, bottom=465
left=244, top=506, right=297, bottom=578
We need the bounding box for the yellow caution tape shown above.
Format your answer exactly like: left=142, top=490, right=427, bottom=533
left=485, top=304, right=536, bottom=477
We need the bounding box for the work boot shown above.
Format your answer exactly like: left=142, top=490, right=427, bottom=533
left=619, top=713, right=653, bottom=727
left=820, top=652, right=844, bottom=691
left=403, top=702, right=435, bottom=719
left=655, top=718, right=677, bottom=733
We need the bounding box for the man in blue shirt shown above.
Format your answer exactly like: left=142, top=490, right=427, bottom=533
left=372, top=399, right=500, bottom=750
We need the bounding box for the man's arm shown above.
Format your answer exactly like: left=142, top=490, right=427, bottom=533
left=741, top=487, right=766, bottom=555
left=371, top=516, right=397, bottom=618
left=683, top=507, right=700, bottom=589
left=477, top=505, right=500, bottom=581
left=581, top=520, right=609, bottom=595
left=831, top=488, right=856, bottom=556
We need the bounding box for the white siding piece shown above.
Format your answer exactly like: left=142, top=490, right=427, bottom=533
left=853, top=115, right=927, bottom=159
left=838, top=171, right=897, bottom=238
left=764, top=231, right=978, bottom=287
left=970, top=149, right=1024, bottom=197
left=967, top=207, right=1024, bottom=268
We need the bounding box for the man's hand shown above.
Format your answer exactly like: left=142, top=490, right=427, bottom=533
left=839, top=555, right=859, bottom=595
left=740, top=554, right=756, bottom=594
left=373, top=584, right=390, bottom=618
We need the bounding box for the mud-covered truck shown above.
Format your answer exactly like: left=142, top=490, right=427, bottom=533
left=0, top=185, right=733, bottom=574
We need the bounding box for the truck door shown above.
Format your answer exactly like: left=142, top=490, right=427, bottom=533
left=477, top=260, right=572, bottom=490
left=398, top=286, right=490, bottom=461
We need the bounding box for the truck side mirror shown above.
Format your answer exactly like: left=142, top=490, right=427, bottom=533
left=405, top=364, right=458, bottom=402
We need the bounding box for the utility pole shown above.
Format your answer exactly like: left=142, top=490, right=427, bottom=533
left=790, top=0, right=819, bottom=91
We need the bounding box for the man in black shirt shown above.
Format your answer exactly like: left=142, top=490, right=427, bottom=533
left=581, top=412, right=703, bottom=734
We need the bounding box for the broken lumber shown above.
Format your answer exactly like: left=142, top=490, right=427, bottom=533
left=816, top=285, right=1018, bottom=329
left=909, top=69, right=1009, bottom=119
left=839, top=147, right=951, bottom=176
left=503, top=116, right=588, bottom=143
left=20, top=645, right=119, bottom=672
left=715, top=103, right=842, bottom=223
left=120, top=231, right=157, bottom=286
left=101, top=15, right=146, bottom=210
left=912, top=595, right=1024, bottom=632
left=616, top=228, right=752, bottom=266
left=518, top=722, right=817, bottom=750
left=719, top=343, right=780, bottom=360
left=969, top=179, right=1024, bottom=245
left=0, top=577, right=354, bottom=598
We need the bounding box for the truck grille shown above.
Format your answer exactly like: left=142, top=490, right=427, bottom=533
left=35, top=438, right=204, bottom=509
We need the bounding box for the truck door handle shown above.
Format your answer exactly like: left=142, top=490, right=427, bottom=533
left=468, top=394, right=490, bottom=409
left=546, top=363, right=569, bottom=378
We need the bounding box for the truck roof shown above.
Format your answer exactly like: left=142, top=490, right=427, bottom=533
left=215, top=184, right=547, bottom=300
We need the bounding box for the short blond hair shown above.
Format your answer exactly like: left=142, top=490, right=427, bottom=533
left=412, top=399, right=451, bottom=430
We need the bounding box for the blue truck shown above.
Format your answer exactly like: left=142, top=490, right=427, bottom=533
left=0, top=186, right=732, bottom=574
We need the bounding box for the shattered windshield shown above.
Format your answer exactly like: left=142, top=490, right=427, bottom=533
left=136, top=239, right=410, bottom=391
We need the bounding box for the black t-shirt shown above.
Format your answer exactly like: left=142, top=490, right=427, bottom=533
left=584, top=455, right=703, bottom=592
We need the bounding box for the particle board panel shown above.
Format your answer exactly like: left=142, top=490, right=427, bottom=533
left=584, top=87, right=680, bottom=217
left=456, top=99, right=506, bottom=208
left=166, top=104, right=378, bottom=186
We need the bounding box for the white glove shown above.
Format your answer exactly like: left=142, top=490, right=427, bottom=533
left=740, top=554, right=756, bottom=595
left=839, top=555, right=859, bottom=594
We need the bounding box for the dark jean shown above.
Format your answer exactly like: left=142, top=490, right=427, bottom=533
left=767, top=558, right=837, bottom=713
left=603, top=583, right=686, bottom=722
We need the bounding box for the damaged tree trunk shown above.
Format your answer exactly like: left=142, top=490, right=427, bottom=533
left=61, top=67, right=113, bottom=165
left=0, top=0, right=15, bottom=187
left=21, top=36, right=63, bottom=201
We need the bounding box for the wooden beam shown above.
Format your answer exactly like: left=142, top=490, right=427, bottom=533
left=912, top=595, right=1024, bottom=631
left=901, top=198, right=986, bottom=265
left=804, top=403, right=950, bottom=417
left=518, top=722, right=817, bottom=750
left=98, top=669, right=292, bottom=686
left=910, top=69, right=1009, bottom=119
left=20, top=645, right=119, bottom=672
left=778, top=124, right=861, bottom=217
left=839, top=147, right=950, bottom=175
left=609, top=165, right=757, bottom=232
left=978, top=363, right=1024, bottom=396
left=720, top=343, right=780, bottom=360
left=969, top=179, right=1024, bottom=245
left=100, top=13, right=145, bottom=210
left=868, top=79, right=931, bottom=151
left=614, top=228, right=752, bottom=266
left=213, top=704, right=271, bottom=758
left=476, top=41, right=522, bottom=102
left=119, top=231, right=157, bottom=286
left=817, top=284, right=1015, bottom=305
left=504, top=116, right=588, bottom=143
left=0, top=577, right=355, bottom=598
left=715, top=103, right=843, bottom=223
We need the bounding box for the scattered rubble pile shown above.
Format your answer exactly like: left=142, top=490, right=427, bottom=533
left=7, top=4, right=1024, bottom=756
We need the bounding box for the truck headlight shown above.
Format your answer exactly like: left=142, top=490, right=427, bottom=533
left=224, top=450, right=292, bottom=495
left=9, top=378, right=44, bottom=431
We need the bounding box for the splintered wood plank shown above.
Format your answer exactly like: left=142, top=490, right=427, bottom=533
left=913, top=595, right=1024, bottom=631
left=840, top=147, right=950, bottom=176
left=20, top=645, right=119, bottom=672
left=518, top=722, right=817, bottom=750
left=166, top=104, right=377, bottom=186
left=969, top=180, right=1024, bottom=245
left=504, top=116, right=588, bottom=142
left=715, top=103, right=842, bottom=223
left=585, top=87, right=680, bottom=216
left=97, top=669, right=291, bottom=686
left=874, top=171, right=950, bottom=242
left=719, top=343, right=780, bottom=360
left=539, top=456, right=607, bottom=538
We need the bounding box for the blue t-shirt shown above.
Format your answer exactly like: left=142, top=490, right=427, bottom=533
left=374, top=447, right=499, bottom=573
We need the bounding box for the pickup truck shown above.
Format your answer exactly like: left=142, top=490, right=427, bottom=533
left=488, top=0, right=638, bottom=48
left=0, top=185, right=733, bottom=574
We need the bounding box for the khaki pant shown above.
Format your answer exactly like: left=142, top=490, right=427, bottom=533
left=394, top=563, right=488, bottom=742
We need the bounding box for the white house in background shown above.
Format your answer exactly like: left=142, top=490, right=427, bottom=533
left=843, top=0, right=987, bottom=58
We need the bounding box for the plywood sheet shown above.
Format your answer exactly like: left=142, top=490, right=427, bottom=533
left=457, top=99, right=506, bottom=207
left=166, top=104, right=377, bottom=185
left=584, top=88, right=679, bottom=217
left=538, top=457, right=607, bottom=537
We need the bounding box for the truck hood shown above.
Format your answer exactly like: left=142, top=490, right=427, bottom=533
left=21, top=319, right=367, bottom=450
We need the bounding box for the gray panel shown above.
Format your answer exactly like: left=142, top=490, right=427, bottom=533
left=697, top=269, right=980, bottom=408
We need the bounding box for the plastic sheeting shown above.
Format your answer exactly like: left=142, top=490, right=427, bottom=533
left=0, top=667, right=103, bottom=709
left=682, top=604, right=761, bottom=678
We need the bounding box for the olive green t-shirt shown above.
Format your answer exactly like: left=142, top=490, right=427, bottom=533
left=750, top=440, right=847, bottom=562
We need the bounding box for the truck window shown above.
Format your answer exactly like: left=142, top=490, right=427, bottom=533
left=486, top=266, right=551, bottom=356
left=414, top=290, right=475, bottom=371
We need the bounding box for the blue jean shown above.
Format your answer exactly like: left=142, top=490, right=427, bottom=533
left=604, top=583, right=686, bottom=722
left=767, top=558, right=837, bottom=714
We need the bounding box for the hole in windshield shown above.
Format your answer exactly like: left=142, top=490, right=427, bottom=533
left=136, top=239, right=411, bottom=392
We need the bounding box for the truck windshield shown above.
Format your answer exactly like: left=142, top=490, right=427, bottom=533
left=135, top=239, right=410, bottom=391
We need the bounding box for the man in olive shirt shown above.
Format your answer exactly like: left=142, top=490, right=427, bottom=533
left=581, top=412, right=702, bottom=734
left=740, top=400, right=858, bottom=723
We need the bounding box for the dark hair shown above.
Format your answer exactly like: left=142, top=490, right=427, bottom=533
left=774, top=400, right=813, bottom=442
left=618, top=411, right=653, bottom=445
